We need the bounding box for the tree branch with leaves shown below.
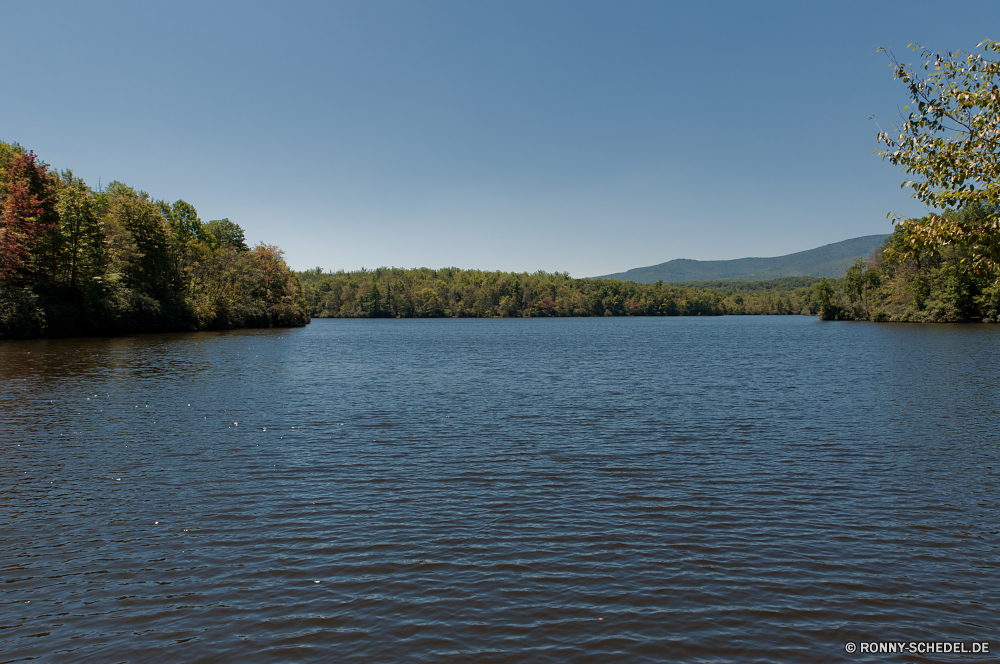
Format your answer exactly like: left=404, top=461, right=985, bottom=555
left=875, top=40, right=1000, bottom=279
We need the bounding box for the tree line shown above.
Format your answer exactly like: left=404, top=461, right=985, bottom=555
left=0, top=142, right=308, bottom=339
left=298, top=267, right=828, bottom=318
left=810, top=205, right=1000, bottom=323
left=11, top=31, right=1000, bottom=341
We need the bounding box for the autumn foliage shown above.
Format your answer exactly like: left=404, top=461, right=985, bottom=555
left=0, top=151, right=54, bottom=280
left=0, top=141, right=308, bottom=339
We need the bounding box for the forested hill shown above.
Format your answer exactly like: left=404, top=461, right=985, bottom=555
left=599, top=235, right=889, bottom=283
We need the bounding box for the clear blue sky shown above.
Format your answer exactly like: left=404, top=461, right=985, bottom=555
left=3, top=1, right=997, bottom=276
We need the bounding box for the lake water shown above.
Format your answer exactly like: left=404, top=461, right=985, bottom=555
left=2, top=317, right=998, bottom=662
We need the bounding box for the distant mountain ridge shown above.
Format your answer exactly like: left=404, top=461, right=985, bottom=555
left=598, top=234, right=889, bottom=283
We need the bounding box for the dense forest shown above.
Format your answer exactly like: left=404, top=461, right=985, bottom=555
left=298, top=268, right=826, bottom=318
left=6, top=142, right=996, bottom=336
left=0, top=142, right=309, bottom=339
left=812, top=205, right=1000, bottom=323
left=298, top=210, right=999, bottom=322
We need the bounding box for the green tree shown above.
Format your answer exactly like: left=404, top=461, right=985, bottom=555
left=161, top=199, right=201, bottom=244
left=844, top=257, right=881, bottom=319
left=100, top=182, right=171, bottom=297
left=810, top=278, right=841, bottom=320
left=201, top=218, right=248, bottom=251
left=56, top=171, right=104, bottom=288
left=875, top=40, right=1000, bottom=278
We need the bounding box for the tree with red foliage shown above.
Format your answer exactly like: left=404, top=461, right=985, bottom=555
left=0, top=151, right=55, bottom=281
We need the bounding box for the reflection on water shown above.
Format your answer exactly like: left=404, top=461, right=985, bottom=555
left=1, top=318, right=998, bottom=662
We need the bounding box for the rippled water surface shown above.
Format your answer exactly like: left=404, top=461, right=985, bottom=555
left=2, top=317, right=999, bottom=662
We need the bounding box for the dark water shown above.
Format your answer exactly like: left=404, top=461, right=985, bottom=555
left=2, top=317, right=998, bottom=663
